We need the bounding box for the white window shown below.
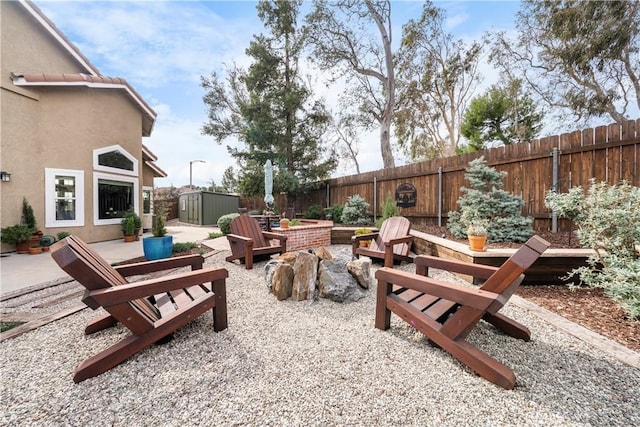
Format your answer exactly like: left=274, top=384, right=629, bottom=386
left=45, top=168, right=84, bottom=227
left=93, top=145, right=138, bottom=177
left=93, top=172, right=139, bottom=225
left=142, top=187, right=153, bottom=215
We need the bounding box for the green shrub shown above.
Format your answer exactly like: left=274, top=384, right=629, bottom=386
left=304, top=204, right=322, bottom=219
left=448, top=157, right=533, bottom=242
left=22, top=197, right=37, bottom=230
left=173, top=242, right=199, bottom=253
left=208, top=231, right=224, bottom=239
left=152, top=204, right=167, bottom=237
left=341, top=194, right=370, bottom=226
left=546, top=180, right=640, bottom=320
left=217, top=213, right=240, bottom=235
left=1, top=224, right=33, bottom=245
left=56, top=231, right=71, bottom=240
left=324, top=204, right=344, bottom=222
left=375, top=192, right=399, bottom=228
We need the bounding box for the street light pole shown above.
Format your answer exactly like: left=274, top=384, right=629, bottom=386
left=189, top=160, right=206, bottom=190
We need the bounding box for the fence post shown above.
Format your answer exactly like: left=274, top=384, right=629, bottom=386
left=438, top=166, right=443, bottom=227
left=373, top=176, right=377, bottom=223
left=551, top=147, right=559, bottom=233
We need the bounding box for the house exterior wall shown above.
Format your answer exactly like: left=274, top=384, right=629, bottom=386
left=0, top=2, right=159, bottom=252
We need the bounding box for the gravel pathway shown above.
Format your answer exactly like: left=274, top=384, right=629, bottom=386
left=1, top=247, right=639, bottom=426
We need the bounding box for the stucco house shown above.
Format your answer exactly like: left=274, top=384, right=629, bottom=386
left=1, top=0, right=166, bottom=252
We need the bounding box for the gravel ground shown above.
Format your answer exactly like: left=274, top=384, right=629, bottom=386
left=1, top=247, right=639, bottom=426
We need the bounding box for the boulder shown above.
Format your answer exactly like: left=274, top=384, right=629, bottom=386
left=277, top=252, right=298, bottom=265
left=271, top=262, right=294, bottom=301
left=264, top=259, right=284, bottom=290
left=314, top=246, right=333, bottom=261
left=292, top=251, right=318, bottom=301
left=318, top=259, right=365, bottom=303
left=347, top=256, right=373, bottom=289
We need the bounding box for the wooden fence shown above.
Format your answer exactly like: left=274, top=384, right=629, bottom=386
left=294, top=119, right=639, bottom=231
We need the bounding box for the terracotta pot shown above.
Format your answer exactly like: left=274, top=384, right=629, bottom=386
left=29, top=246, right=42, bottom=255
left=359, top=240, right=370, bottom=248
left=468, top=235, right=487, bottom=252
left=124, top=235, right=136, bottom=243
left=280, top=219, right=290, bottom=229
left=16, top=241, right=30, bottom=254
left=42, top=246, right=50, bottom=252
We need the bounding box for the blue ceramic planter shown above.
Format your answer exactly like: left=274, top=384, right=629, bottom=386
left=143, top=235, right=173, bottom=261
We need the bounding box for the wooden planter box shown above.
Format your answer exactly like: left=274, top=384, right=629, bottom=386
left=410, top=230, right=593, bottom=285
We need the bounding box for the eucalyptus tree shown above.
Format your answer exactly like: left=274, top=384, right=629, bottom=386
left=491, top=0, right=639, bottom=125
left=305, top=0, right=396, bottom=168
left=201, top=0, right=336, bottom=202
left=395, top=1, right=484, bottom=160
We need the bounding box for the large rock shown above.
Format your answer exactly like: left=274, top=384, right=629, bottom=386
left=277, top=252, right=298, bottom=265
left=347, top=256, right=373, bottom=289
left=314, top=246, right=333, bottom=261
left=332, top=248, right=354, bottom=265
left=271, top=262, right=294, bottom=301
left=264, top=259, right=284, bottom=290
left=292, top=251, right=318, bottom=301
left=318, top=259, right=365, bottom=303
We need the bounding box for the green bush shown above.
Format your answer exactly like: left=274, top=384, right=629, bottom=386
left=304, top=204, right=323, bottom=219
left=217, top=213, right=240, bottom=235
left=0, top=224, right=33, bottom=245
left=173, top=242, right=199, bottom=253
left=448, top=157, right=533, bottom=242
left=57, top=231, right=71, bottom=240
left=22, top=198, right=37, bottom=230
left=546, top=180, right=640, bottom=320
left=341, top=194, right=370, bottom=226
left=324, top=204, right=344, bottom=222
left=208, top=231, right=224, bottom=239
left=375, top=192, right=399, bottom=228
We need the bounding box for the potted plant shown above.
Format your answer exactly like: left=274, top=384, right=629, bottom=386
left=280, top=217, right=290, bottom=229
left=123, top=216, right=136, bottom=242
left=1, top=224, right=34, bottom=253
left=40, top=235, right=56, bottom=252
left=354, top=228, right=373, bottom=247
left=22, top=198, right=42, bottom=247
left=143, top=204, right=173, bottom=260
left=29, top=242, right=42, bottom=255
left=467, top=221, right=488, bottom=252
left=121, top=209, right=142, bottom=240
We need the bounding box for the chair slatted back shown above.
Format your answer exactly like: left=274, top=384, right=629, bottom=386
left=230, top=215, right=267, bottom=248
left=370, top=216, right=412, bottom=256
left=51, top=236, right=159, bottom=334
left=479, top=236, right=549, bottom=297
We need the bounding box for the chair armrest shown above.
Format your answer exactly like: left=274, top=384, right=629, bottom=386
left=115, top=255, right=204, bottom=277
left=226, top=234, right=254, bottom=244
left=385, top=235, right=413, bottom=247
left=89, top=267, right=229, bottom=307
left=263, top=231, right=287, bottom=242
left=414, top=255, right=499, bottom=279
left=351, top=232, right=379, bottom=243
left=376, top=267, right=497, bottom=311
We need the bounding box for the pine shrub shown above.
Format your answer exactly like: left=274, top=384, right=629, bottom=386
left=448, top=157, right=533, bottom=242
left=341, top=194, right=370, bottom=226
left=375, top=192, right=399, bottom=228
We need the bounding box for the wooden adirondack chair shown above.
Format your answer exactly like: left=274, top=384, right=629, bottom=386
left=225, top=214, right=287, bottom=269
left=50, top=235, right=228, bottom=383
left=375, top=235, right=550, bottom=389
left=352, top=216, right=414, bottom=267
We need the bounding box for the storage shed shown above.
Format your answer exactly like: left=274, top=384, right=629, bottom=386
left=178, top=191, right=240, bottom=226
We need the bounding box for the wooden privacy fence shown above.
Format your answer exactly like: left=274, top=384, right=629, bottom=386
left=296, top=119, right=639, bottom=232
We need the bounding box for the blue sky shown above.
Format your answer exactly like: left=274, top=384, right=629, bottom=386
left=35, top=0, right=521, bottom=188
